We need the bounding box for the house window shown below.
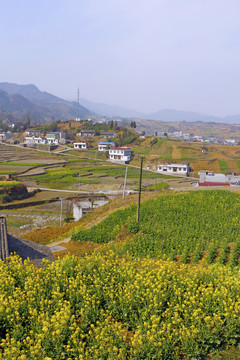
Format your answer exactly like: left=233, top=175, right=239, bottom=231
left=183, top=168, right=186, bottom=171
left=168, top=167, right=172, bottom=170
left=158, top=166, right=162, bottom=170
left=178, top=168, right=182, bottom=171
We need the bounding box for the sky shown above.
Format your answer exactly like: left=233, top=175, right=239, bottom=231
left=1, top=0, right=240, bottom=117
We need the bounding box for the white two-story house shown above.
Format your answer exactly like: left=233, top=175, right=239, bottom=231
left=46, top=132, right=66, bottom=145
left=109, top=147, right=132, bottom=163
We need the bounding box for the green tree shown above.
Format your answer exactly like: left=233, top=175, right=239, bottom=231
left=130, top=121, right=136, bottom=129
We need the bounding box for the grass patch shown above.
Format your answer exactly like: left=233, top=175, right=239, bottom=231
left=181, top=148, right=197, bottom=161
left=0, top=162, right=49, bottom=166
left=146, top=182, right=169, bottom=191
left=156, top=137, right=168, bottom=146
left=0, top=181, right=21, bottom=188
left=236, top=160, right=240, bottom=172
left=218, top=159, right=229, bottom=173
left=67, top=158, right=96, bottom=163
left=0, top=170, right=18, bottom=174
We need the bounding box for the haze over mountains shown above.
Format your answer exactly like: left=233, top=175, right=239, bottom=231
left=0, top=83, right=92, bottom=122
left=0, top=82, right=239, bottom=124
left=80, top=98, right=240, bottom=124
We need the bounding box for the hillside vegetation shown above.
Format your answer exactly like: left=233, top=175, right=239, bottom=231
left=1, top=250, right=240, bottom=359
left=130, top=137, right=240, bottom=175
left=72, top=190, right=240, bottom=266
left=0, top=190, right=235, bottom=359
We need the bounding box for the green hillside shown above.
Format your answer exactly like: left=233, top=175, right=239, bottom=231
left=72, top=190, right=240, bottom=266
left=129, top=136, right=240, bottom=175
left=89, top=131, right=240, bottom=176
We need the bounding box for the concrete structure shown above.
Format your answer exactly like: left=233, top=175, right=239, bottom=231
left=0, top=216, right=9, bottom=260
left=25, top=136, right=47, bottom=145
left=109, top=147, right=132, bottom=163
left=98, top=142, right=115, bottom=151
left=157, top=163, right=191, bottom=176
left=0, top=216, right=54, bottom=266
left=198, top=171, right=240, bottom=186
left=46, top=132, right=66, bottom=145
left=24, top=129, right=41, bottom=137
left=79, top=130, right=96, bottom=138
left=0, top=132, right=13, bottom=142
left=74, top=142, right=88, bottom=149
left=100, top=132, right=117, bottom=139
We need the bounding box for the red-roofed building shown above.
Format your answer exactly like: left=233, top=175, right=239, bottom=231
left=109, top=147, right=132, bottom=163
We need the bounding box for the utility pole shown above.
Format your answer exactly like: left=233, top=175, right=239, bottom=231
left=60, top=197, right=63, bottom=226
left=123, top=165, right=128, bottom=199
left=136, top=157, right=143, bottom=222
left=78, top=173, right=81, bottom=190
left=0, top=216, right=9, bottom=261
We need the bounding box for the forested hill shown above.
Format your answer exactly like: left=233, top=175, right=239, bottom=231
left=0, top=82, right=92, bottom=122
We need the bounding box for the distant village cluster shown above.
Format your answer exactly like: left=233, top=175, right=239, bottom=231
left=0, top=119, right=238, bottom=184
left=156, top=130, right=237, bottom=146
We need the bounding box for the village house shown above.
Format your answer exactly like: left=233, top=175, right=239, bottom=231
left=198, top=171, right=240, bottom=186
left=24, top=129, right=41, bottom=137
left=24, top=136, right=47, bottom=145
left=73, top=142, right=89, bottom=149
left=0, top=132, right=13, bottom=142
left=98, top=142, right=115, bottom=151
left=46, top=132, right=66, bottom=145
left=109, top=147, right=132, bottom=163
left=79, top=130, right=96, bottom=138
left=157, top=163, right=191, bottom=176
left=100, top=131, right=116, bottom=139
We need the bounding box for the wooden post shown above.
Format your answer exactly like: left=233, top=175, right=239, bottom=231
left=136, top=157, right=143, bottom=222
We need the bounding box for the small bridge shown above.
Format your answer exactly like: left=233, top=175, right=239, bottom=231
left=0, top=216, right=9, bottom=260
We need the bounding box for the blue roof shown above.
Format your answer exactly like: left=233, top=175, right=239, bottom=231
left=98, top=142, right=113, bottom=145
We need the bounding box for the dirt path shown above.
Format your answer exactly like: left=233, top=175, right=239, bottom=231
left=46, top=237, right=71, bottom=248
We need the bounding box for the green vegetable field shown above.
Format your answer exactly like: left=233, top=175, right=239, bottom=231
left=73, top=190, right=240, bottom=265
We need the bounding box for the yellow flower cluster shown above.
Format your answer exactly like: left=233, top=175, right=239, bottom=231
left=0, top=253, right=240, bottom=359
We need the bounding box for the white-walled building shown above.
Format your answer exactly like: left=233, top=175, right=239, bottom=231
left=46, top=132, right=66, bottom=145
left=0, top=132, right=13, bottom=142
left=109, top=147, right=132, bottom=163
left=25, top=136, right=47, bottom=145
left=198, top=171, right=240, bottom=186
left=98, top=142, right=115, bottom=151
left=157, top=163, right=191, bottom=176
left=100, top=132, right=117, bottom=139
left=74, top=142, right=88, bottom=149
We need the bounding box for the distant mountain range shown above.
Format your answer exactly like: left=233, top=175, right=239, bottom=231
left=0, top=82, right=239, bottom=124
left=0, top=82, right=92, bottom=122
left=80, top=97, right=240, bottom=124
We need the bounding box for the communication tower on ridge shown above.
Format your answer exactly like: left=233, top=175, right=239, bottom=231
left=76, top=88, right=80, bottom=121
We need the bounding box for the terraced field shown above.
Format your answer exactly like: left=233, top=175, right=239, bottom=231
left=1, top=189, right=240, bottom=359
left=130, top=137, right=240, bottom=175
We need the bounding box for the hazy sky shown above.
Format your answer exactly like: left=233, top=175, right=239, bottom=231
left=1, top=0, right=240, bottom=116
